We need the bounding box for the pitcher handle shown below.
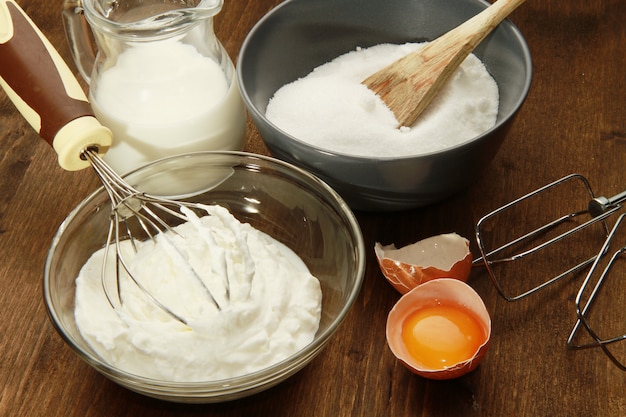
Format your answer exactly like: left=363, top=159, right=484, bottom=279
left=62, top=0, right=96, bottom=83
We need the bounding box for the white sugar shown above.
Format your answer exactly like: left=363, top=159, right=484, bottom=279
left=266, top=43, right=499, bottom=158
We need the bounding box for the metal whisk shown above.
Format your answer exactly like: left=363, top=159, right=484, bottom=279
left=82, top=148, right=225, bottom=324
left=567, top=212, right=626, bottom=370
left=474, top=173, right=626, bottom=302
left=473, top=173, right=626, bottom=369
left=0, top=0, right=222, bottom=324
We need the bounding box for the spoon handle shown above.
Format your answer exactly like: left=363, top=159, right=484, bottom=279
left=411, top=0, right=527, bottom=111
left=430, top=0, right=526, bottom=56
left=363, top=0, right=525, bottom=128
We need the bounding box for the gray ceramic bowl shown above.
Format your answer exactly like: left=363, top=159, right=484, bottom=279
left=43, top=151, right=365, bottom=403
left=238, top=0, right=532, bottom=211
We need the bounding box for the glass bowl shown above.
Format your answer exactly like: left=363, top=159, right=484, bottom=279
left=43, top=151, right=365, bottom=403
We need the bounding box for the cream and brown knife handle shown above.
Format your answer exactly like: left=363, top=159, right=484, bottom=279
left=0, top=0, right=111, bottom=171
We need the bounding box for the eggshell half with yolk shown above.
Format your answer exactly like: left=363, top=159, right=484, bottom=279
left=386, top=278, right=491, bottom=380
left=375, top=233, right=472, bottom=294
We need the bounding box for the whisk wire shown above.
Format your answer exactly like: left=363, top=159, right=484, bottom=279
left=82, top=148, right=228, bottom=325
left=475, top=174, right=620, bottom=301
left=567, top=214, right=626, bottom=370
left=477, top=210, right=587, bottom=265
left=475, top=174, right=626, bottom=370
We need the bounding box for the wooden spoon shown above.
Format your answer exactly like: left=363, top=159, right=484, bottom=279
left=362, top=0, right=526, bottom=128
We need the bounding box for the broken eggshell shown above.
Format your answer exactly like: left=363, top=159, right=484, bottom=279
left=375, top=233, right=472, bottom=294
left=386, top=278, right=491, bottom=380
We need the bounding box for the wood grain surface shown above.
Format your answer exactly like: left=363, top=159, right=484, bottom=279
left=1, top=0, right=625, bottom=416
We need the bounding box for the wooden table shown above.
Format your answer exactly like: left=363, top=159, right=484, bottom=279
left=1, top=0, right=625, bottom=415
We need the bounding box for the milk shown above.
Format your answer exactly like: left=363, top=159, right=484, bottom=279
left=90, top=39, right=246, bottom=174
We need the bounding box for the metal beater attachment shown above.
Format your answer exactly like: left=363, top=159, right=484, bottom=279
left=83, top=148, right=223, bottom=325
left=474, top=174, right=626, bottom=302
left=567, top=213, right=626, bottom=370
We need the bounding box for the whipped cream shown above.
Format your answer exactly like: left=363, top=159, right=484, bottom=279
left=74, top=205, right=322, bottom=382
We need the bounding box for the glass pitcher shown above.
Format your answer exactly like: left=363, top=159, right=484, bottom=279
left=62, top=0, right=247, bottom=174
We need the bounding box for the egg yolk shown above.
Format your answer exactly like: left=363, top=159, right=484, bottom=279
left=401, top=303, right=485, bottom=370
